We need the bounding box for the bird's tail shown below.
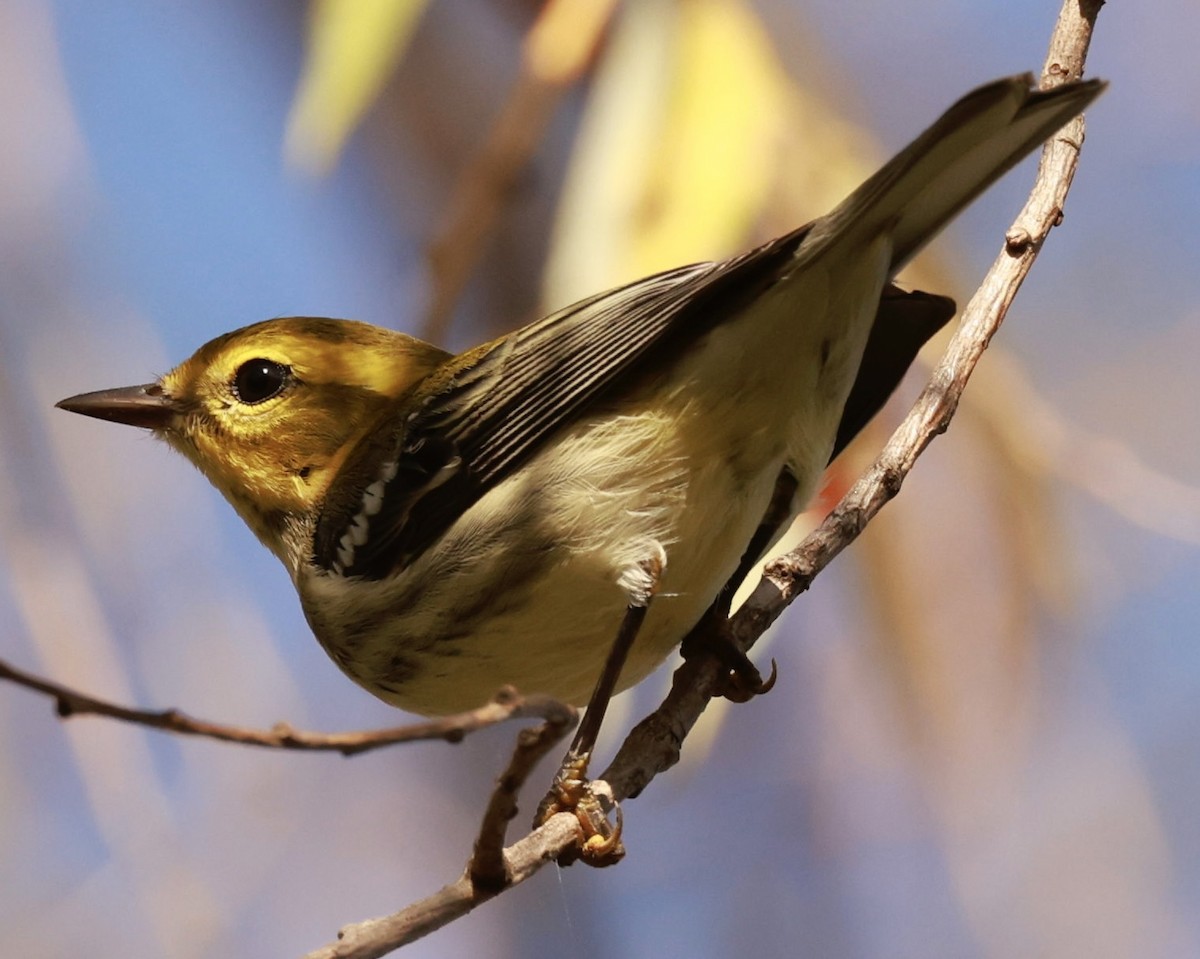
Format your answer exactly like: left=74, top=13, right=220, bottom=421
left=805, top=74, right=1106, bottom=273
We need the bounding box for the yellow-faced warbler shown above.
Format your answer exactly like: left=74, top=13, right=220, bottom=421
left=58, top=76, right=1103, bottom=719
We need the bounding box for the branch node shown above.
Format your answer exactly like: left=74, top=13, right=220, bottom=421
left=1005, top=227, right=1034, bottom=254
left=880, top=463, right=905, bottom=497
left=271, top=721, right=297, bottom=741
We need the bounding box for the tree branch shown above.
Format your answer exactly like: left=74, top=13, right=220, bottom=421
left=0, top=659, right=573, bottom=756
left=303, top=2, right=1105, bottom=952
left=753, top=0, right=1104, bottom=614
left=469, top=699, right=577, bottom=889
left=2, top=2, right=1103, bottom=955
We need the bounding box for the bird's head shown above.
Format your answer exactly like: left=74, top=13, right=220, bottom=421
left=57, top=317, right=449, bottom=565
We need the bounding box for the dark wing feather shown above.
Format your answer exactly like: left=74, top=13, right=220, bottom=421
left=828, top=285, right=955, bottom=461
left=314, top=229, right=807, bottom=579
left=314, top=235, right=954, bottom=580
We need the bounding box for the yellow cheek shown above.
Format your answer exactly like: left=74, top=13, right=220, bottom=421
left=171, top=429, right=296, bottom=512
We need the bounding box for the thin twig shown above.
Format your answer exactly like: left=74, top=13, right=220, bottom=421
left=0, top=659, right=570, bottom=756
left=755, top=0, right=1104, bottom=610
left=303, top=813, right=583, bottom=959
left=469, top=699, right=577, bottom=890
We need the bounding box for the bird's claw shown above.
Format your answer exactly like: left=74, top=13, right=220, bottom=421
left=535, top=754, right=625, bottom=867
left=717, top=655, right=778, bottom=703
left=683, top=621, right=778, bottom=703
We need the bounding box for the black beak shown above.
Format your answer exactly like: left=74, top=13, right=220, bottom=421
left=56, top=383, right=178, bottom=430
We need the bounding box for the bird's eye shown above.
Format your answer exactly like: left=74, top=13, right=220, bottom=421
left=232, top=358, right=290, bottom=405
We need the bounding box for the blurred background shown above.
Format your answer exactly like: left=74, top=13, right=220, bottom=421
left=2, top=0, right=1197, bottom=956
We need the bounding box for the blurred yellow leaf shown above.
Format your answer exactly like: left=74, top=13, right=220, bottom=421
left=625, top=0, right=787, bottom=274
left=525, top=0, right=618, bottom=85
left=543, top=0, right=789, bottom=306
left=420, top=0, right=617, bottom=342
left=285, top=0, right=431, bottom=175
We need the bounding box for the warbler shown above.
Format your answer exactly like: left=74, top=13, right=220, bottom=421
left=58, top=75, right=1103, bottom=718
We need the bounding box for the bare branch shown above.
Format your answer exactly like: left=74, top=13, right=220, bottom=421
left=756, top=2, right=1099, bottom=602
left=469, top=700, right=577, bottom=889
left=0, top=659, right=572, bottom=757
left=6, top=3, right=1104, bottom=955
left=303, top=814, right=583, bottom=959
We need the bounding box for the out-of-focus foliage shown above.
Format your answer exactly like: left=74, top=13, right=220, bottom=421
left=286, top=0, right=431, bottom=174
left=544, top=0, right=788, bottom=301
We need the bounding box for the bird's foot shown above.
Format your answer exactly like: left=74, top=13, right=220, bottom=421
left=535, top=752, right=624, bottom=867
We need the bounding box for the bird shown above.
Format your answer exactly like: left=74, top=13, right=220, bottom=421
left=58, top=75, right=1104, bottom=727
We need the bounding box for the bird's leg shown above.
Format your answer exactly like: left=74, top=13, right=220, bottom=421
left=535, top=550, right=663, bottom=866
left=679, top=467, right=797, bottom=701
